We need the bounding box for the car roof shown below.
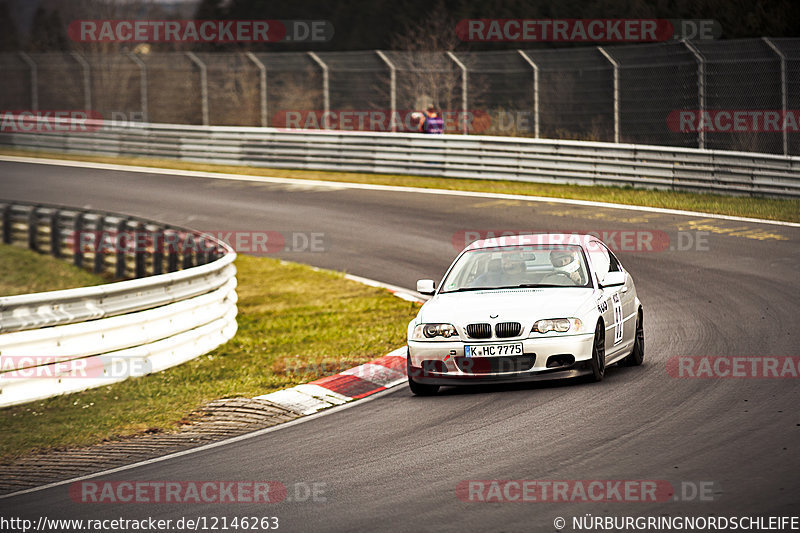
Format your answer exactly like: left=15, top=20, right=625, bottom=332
left=464, top=233, right=598, bottom=252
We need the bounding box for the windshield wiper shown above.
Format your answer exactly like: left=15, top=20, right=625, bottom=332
left=441, top=286, right=496, bottom=293
left=499, top=284, right=572, bottom=289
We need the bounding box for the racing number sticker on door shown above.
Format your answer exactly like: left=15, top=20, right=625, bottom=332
left=612, top=293, right=623, bottom=345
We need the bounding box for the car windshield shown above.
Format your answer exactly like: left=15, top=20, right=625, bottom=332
left=439, top=245, right=592, bottom=293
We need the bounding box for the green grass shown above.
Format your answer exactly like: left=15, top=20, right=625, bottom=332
left=2, top=148, right=798, bottom=223
left=0, top=254, right=419, bottom=461
left=0, top=243, right=109, bottom=295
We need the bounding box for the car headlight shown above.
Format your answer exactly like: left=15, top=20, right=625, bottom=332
left=531, top=318, right=583, bottom=334
left=412, top=323, right=458, bottom=340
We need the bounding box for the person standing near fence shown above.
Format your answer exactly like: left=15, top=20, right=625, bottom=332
left=422, top=105, right=444, bottom=134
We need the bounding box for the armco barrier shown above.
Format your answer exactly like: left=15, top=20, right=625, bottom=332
left=0, top=200, right=237, bottom=407
left=1, top=118, right=800, bottom=197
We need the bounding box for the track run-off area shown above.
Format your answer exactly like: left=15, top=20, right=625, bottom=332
left=0, top=156, right=799, bottom=532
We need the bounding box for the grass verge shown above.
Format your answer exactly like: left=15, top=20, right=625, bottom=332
left=2, top=148, right=798, bottom=223
left=0, top=254, right=418, bottom=461
left=0, top=243, right=109, bottom=295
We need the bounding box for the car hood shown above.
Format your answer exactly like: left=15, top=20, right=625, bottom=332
left=419, top=288, right=596, bottom=325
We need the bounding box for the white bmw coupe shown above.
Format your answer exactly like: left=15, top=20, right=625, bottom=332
left=407, top=233, right=644, bottom=395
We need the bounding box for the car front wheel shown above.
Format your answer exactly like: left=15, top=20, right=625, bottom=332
left=588, top=321, right=606, bottom=382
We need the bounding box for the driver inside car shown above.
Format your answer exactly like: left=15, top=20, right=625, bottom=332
left=546, top=249, right=585, bottom=285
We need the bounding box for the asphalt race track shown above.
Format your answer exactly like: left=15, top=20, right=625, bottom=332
left=1, top=158, right=799, bottom=532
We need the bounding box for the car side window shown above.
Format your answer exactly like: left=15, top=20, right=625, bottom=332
left=600, top=243, right=622, bottom=272
left=586, top=240, right=611, bottom=280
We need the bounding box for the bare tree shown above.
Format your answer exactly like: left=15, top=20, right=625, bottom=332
left=390, top=3, right=464, bottom=112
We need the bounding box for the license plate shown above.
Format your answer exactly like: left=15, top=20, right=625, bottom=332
left=465, top=343, right=523, bottom=358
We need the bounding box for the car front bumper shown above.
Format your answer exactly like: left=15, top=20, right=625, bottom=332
left=407, top=333, right=595, bottom=385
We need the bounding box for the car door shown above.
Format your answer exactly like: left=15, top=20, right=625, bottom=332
left=600, top=243, right=636, bottom=352
left=586, top=240, right=630, bottom=358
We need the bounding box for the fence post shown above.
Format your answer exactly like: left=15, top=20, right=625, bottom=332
left=763, top=37, right=788, bottom=156
left=376, top=51, right=396, bottom=132
left=446, top=51, right=468, bottom=135
left=19, top=52, right=38, bottom=111
left=126, top=51, right=148, bottom=123
left=71, top=52, right=92, bottom=111
left=517, top=50, right=539, bottom=138
left=245, top=52, right=268, bottom=127
left=684, top=40, right=706, bottom=150
left=597, top=46, right=620, bottom=143
left=186, top=52, right=209, bottom=126
left=307, top=52, right=329, bottom=128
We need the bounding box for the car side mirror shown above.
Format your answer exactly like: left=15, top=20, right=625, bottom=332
left=416, top=279, right=436, bottom=295
left=600, top=271, right=626, bottom=288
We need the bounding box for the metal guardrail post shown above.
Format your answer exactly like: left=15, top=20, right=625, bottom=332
left=517, top=50, right=540, bottom=138
left=376, top=51, right=397, bottom=132
left=126, top=51, right=148, bottom=123
left=186, top=52, right=209, bottom=126
left=598, top=47, right=620, bottom=143
left=307, top=52, right=329, bottom=128
left=71, top=52, right=92, bottom=112
left=19, top=52, right=38, bottom=111
left=684, top=40, right=706, bottom=150
left=446, top=51, right=469, bottom=135
left=245, top=52, right=268, bottom=127
left=763, top=37, right=788, bottom=156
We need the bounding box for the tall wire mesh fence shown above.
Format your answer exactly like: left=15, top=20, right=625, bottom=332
left=2, top=39, right=799, bottom=155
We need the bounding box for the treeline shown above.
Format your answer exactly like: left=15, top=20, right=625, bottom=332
left=3, top=0, right=800, bottom=52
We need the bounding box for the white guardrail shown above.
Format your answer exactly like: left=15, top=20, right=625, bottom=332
left=2, top=118, right=800, bottom=197
left=0, top=201, right=237, bottom=408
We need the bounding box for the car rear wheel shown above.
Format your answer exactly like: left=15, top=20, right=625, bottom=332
left=588, top=321, right=606, bottom=382
left=407, top=352, right=440, bottom=396
left=621, top=309, right=644, bottom=367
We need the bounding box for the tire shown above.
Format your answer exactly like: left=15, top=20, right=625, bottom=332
left=588, top=321, right=606, bottom=382
left=407, top=352, right=440, bottom=396
left=621, top=309, right=644, bottom=367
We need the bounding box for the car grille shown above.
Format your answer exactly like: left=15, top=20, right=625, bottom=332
left=466, top=323, right=492, bottom=339
left=495, top=322, right=522, bottom=338
left=455, top=355, right=536, bottom=374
